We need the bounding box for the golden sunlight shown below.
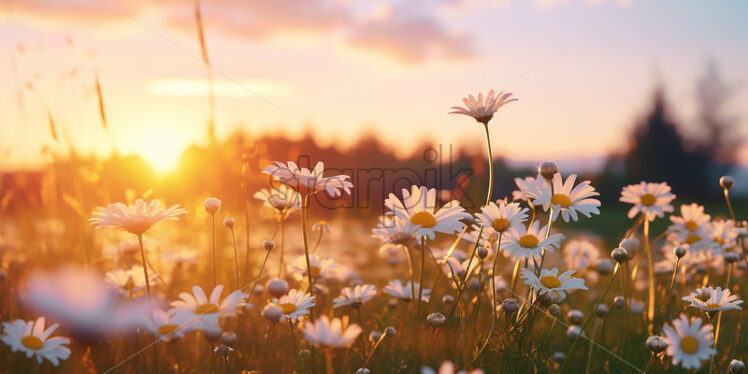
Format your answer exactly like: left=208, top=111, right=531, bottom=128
left=132, top=127, right=188, bottom=174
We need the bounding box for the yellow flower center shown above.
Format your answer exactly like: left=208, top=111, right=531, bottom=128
left=716, top=237, right=724, bottom=246
left=680, top=336, right=699, bottom=354
left=195, top=303, right=219, bottom=315
left=540, top=275, right=562, bottom=289
left=21, top=335, right=44, bottom=350
left=706, top=303, right=721, bottom=310
left=410, top=212, right=437, bottom=229
left=158, top=324, right=180, bottom=336
left=123, top=276, right=135, bottom=292
left=280, top=303, right=298, bottom=314
left=686, top=234, right=702, bottom=245
left=309, top=266, right=322, bottom=278
left=492, top=218, right=511, bottom=232
left=640, top=193, right=656, bottom=207
left=685, top=221, right=699, bottom=232
left=551, top=194, right=573, bottom=208
left=518, top=234, right=539, bottom=248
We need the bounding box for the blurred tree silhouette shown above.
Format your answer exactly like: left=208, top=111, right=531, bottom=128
left=695, top=61, right=742, bottom=167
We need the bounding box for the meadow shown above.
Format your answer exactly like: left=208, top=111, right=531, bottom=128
left=0, top=90, right=746, bottom=374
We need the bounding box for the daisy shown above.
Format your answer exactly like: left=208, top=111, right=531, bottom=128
left=1, top=317, right=71, bottom=366
left=709, top=220, right=747, bottom=253
left=89, top=199, right=187, bottom=235
left=512, top=174, right=549, bottom=202
left=333, top=284, right=377, bottom=308
left=422, top=361, right=485, bottom=374
left=302, top=316, right=362, bottom=349
left=169, top=285, right=247, bottom=322
left=503, top=221, right=564, bottom=261
left=460, top=224, right=503, bottom=257
left=533, top=173, right=600, bottom=222
left=682, top=286, right=743, bottom=313
left=385, top=185, right=472, bottom=240
left=521, top=268, right=588, bottom=299
left=372, top=216, right=420, bottom=253
left=105, top=266, right=158, bottom=296
left=253, top=184, right=300, bottom=219
left=449, top=90, right=517, bottom=125
left=475, top=201, right=528, bottom=235
left=662, top=314, right=715, bottom=369
left=143, top=310, right=206, bottom=341
left=270, top=289, right=315, bottom=321
left=383, top=280, right=431, bottom=302
left=262, top=161, right=353, bottom=197
left=619, top=182, right=676, bottom=221
left=442, top=256, right=483, bottom=289
left=287, top=254, right=337, bottom=281
left=668, top=203, right=711, bottom=240
left=563, top=239, right=601, bottom=272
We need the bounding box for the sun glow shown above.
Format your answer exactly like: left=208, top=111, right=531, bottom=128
left=132, top=128, right=189, bottom=174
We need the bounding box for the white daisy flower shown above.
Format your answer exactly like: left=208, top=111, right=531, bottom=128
left=287, top=254, right=337, bottom=281
left=709, top=220, right=747, bottom=253
left=105, top=266, right=158, bottom=296
left=333, top=284, right=377, bottom=308
left=169, top=285, right=247, bottom=322
left=383, top=280, right=431, bottom=302
left=1, top=317, right=71, bottom=366
left=422, top=361, right=485, bottom=374
left=143, top=310, right=206, bottom=341
left=682, top=286, right=743, bottom=313
left=503, top=221, right=564, bottom=261
left=667, top=229, right=716, bottom=253
left=662, top=314, right=715, bottom=369
left=512, top=174, right=549, bottom=202
left=449, top=90, right=517, bottom=125
left=372, top=216, right=420, bottom=253
left=521, top=267, right=588, bottom=299
left=270, top=289, right=315, bottom=321
left=385, top=185, right=472, bottom=240
left=475, top=201, right=528, bottom=234
left=262, top=161, right=353, bottom=197
left=253, top=184, right=300, bottom=219
left=532, top=173, right=600, bottom=222
left=563, top=239, right=601, bottom=272
left=668, top=203, right=711, bottom=241
left=89, top=199, right=187, bottom=235
left=619, top=182, right=676, bottom=221
left=302, top=316, right=362, bottom=349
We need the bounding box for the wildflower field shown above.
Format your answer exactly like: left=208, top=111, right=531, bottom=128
left=1, top=86, right=747, bottom=374
left=3, top=2, right=748, bottom=373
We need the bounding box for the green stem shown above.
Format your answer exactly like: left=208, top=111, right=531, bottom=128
left=136, top=234, right=152, bottom=300
left=230, top=228, right=240, bottom=290
left=643, top=218, right=655, bottom=334
left=483, top=123, right=494, bottom=205
left=472, top=233, right=503, bottom=363
left=211, top=215, right=217, bottom=288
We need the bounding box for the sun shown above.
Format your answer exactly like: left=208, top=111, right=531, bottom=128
left=133, top=128, right=188, bottom=174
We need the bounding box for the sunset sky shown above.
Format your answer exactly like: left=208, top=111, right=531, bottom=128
left=2, top=0, right=747, bottom=172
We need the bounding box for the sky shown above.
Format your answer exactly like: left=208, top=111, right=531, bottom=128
left=1, top=0, right=748, bottom=173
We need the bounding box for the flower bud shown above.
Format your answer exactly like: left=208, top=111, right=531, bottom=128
left=720, top=176, right=735, bottom=190
left=674, top=246, right=686, bottom=259
left=263, top=240, right=275, bottom=251
left=223, top=217, right=235, bottom=229
left=539, top=291, right=564, bottom=306
left=213, top=345, right=233, bottom=357
left=645, top=336, right=668, bottom=354
left=478, top=247, right=489, bottom=260
left=596, top=259, right=614, bottom=275
left=204, top=198, right=221, bottom=215
left=369, top=331, right=383, bottom=342
left=566, top=326, right=583, bottom=341
left=613, top=296, right=625, bottom=309
left=261, top=305, right=283, bottom=323
left=356, top=369, right=371, bottom=374
left=266, top=278, right=289, bottom=298
left=596, top=304, right=609, bottom=317
left=730, top=359, right=745, bottom=374
left=442, top=295, right=454, bottom=305
left=724, top=252, right=740, bottom=264
left=611, top=247, right=629, bottom=263
left=427, top=312, right=446, bottom=328
left=619, top=238, right=640, bottom=255
left=568, top=309, right=584, bottom=324
left=548, top=304, right=561, bottom=317
left=539, top=161, right=559, bottom=181
left=552, top=352, right=566, bottom=363
left=221, top=332, right=237, bottom=347
left=502, top=298, right=520, bottom=313
left=203, top=329, right=222, bottom=343
left=299, top=349, right=311, bottom=360
left=385, top=326, right=397, bottom=337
